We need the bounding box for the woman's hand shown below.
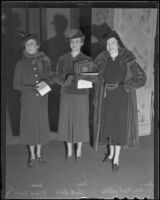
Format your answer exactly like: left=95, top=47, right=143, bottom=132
left=64, top=74, right=74, bottom=86
left=28, top=85, right=39, bottom=91
left=106, top=83, right=119, bottom=90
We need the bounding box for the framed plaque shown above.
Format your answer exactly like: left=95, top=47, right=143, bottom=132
left=74, top=60, right=94, bottom=73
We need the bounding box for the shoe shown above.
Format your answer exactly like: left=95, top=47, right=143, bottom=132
left=65, top=156, right=72, bottom=164
left=76, top=156, right=82, bottom=164
left=37, top=155, right=46, bottom=164
left=28, top=158, right=35, bottom=167
left=102, top=153, right=112, bottom=162
left=112, top=163, right=119, bottom=171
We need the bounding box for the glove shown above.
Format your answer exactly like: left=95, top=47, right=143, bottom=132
left=28, top=85, right=39, bottom=92
left=64, top=74, right=74, bottom=86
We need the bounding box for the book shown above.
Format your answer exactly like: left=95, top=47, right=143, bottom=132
left=36, top=81, right=51, bottom=96
left=77, top=80, right=92, bottom=89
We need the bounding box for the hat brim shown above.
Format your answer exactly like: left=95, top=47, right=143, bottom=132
left=20, top=34, right=40, bottom=47
left=100, top=31, right=124, bottom=48
left=66, top=34, right=85, bottom=40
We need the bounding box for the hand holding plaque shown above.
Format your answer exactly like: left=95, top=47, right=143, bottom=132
left=36, top=81, right=51, bottom=96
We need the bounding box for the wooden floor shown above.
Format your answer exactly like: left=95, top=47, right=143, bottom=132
left=4, top=135, right=154, bottom=199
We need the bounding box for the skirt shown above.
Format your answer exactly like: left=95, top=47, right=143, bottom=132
left=58, top=93, right=90, bottom=143
left=19, top=94, right=50, bottom=145
left=100, top=89, right=129, bottom=146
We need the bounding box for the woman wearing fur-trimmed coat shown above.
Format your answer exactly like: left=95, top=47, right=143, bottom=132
left=93, top=30, right=147, bottom=171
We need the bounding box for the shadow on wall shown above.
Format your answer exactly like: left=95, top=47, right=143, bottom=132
left=6, top=11, right=24, bottom=136
left=41, top=14, right=70, bottom=132
left=91, top=23, right=113, bottom=59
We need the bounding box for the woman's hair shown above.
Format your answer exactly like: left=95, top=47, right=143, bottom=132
left=68, top=36, right=85, bottom=44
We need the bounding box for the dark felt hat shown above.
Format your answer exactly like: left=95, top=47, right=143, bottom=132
left=66, top=29, right=85, bottom=40
left=20, top=33, right=40, bottom=47
left=100, top=30, right=125, bottom=48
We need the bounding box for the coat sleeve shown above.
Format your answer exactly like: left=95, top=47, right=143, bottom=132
left=55, top=56, right=66, bottom=86
left=124, top=61, right=147, bottom=92
left=13, top=61, right=32, bottom=91
left=43, top=56, right=56, bottom=86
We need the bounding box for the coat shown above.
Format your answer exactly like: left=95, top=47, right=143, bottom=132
left=56, top=52, right=93, bottom=143
left=93, top=48, right=147, bottom=151
left=13, top=51, right=55, bottom=145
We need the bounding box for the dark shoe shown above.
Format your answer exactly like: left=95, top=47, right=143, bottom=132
left=28, top=158, right=35, bottom=167
left=37, top=156, right=46, bottom=164
left=102, top=153, right=112, bottom=162
left=65, top=156, right=72, bottom=164
left=76, top=156, right=82, bottom=164
left=112, top=163, right=119, bottom=171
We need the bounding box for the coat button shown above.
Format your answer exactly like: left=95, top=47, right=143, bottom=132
left=36, top=93, right=39, bottom=96
left=33, top=67, right=36, bottom=70
left=35, top=80, right=39, bottom=83
left=35, top=74, right=38, bottom=77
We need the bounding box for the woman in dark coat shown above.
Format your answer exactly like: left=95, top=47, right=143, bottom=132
left=13, top=34, right=55, bottom=167
left=93, top=30, right=147, bottom=171
left=56, top=29, right=95, bottom=163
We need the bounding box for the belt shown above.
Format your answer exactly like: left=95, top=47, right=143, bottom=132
left=104, top=81, right=124, bottom=98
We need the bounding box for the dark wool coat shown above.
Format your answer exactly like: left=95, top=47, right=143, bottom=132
left=13, top=51, right=55, bottom=145
left=93, top=48, right=147, bottom=151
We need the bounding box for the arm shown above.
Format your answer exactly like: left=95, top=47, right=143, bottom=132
left=124, top=61, right=147, bottom=92
left=42, top=56, right=56, bottom=86
left=13, top=61, right=33, bottom=91
left=55, top=57, right=66, bottom=86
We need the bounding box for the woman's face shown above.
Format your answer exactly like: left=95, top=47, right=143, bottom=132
left=106, top=37, right=119, bottom=55
left=70, top=37, right=83, bottom=52
left=24, top=39, right=39, bottom=55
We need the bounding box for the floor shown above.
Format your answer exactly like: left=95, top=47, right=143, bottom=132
left=5, top=135, right=154, bottom=199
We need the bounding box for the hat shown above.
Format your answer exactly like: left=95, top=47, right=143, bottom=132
left=20, top=33, right=40, bottom=47
left=100, top=30, right=125, bottom=48
left=92, top=23, right=112, bottom=40
left=66, top=29, right=85, bottom=40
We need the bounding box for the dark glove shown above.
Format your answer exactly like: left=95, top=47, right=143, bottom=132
left=64, top=74, right=74, bottom=86
left=28, top=85, right=39, bottom=92
left=74, top=73, right=85, bottom=80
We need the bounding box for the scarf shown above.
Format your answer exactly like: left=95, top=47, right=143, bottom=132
left=23, top=49, right=52, bottom=80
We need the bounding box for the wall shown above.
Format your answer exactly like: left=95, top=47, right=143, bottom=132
left=114, top=8, right=157, bottom=136
left=91, top=8, right=114, bottom=59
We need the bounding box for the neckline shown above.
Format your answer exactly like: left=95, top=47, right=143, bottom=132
left=71, top=51, right=81, bottom=58
left=109, top=53, right=119, bottom=61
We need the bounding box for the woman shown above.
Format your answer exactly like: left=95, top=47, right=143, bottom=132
left=56, top=29, right=95, bottom=164
left=93, top=30, right=147, bottom=171
left=13, top=33, right=55, bottom=167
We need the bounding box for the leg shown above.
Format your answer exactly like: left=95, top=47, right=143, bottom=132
left=67, top=142, right=72, bottom=157
left=113, top=145, right=121, bottom=165
left=76, top=142, right=82, bottom=157
left=108, top=145, right=114, bottom=159
left=103, top=144, right=114, bottom=162
left=29, top=145, right=35, bottom=159
left=28, top=145, right=35, bottom=167
left=36, top=144, right=46, bottom=163
left=36, top=144, right=42, bottom=158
